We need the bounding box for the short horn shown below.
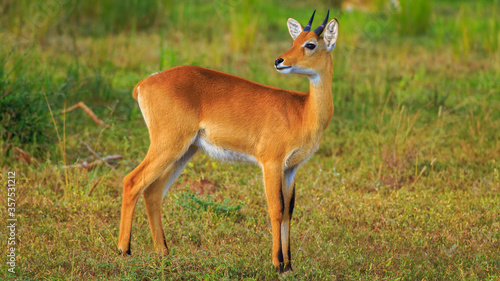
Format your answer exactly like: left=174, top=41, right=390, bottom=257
left=303, top=10, right=316, bottom=32
left=314, top=10, right=329, bottom=36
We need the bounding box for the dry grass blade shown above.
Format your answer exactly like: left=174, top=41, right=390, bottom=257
left=77, top=137, right=116, bottom=170
left=62, top=155, right=122, bottom=170
left=13, top=146, right=40, bottom=166
left=63, top=102, right=109, bottom=128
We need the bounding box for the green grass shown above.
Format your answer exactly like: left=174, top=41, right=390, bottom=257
left=1, top=0, right=500, bottom=279
left=392, top=0, right=432, bottom=36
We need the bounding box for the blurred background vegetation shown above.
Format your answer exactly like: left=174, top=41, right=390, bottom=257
left=0, top=0, right=499, bottom=279
left=1, top=0, right=498, bottom=159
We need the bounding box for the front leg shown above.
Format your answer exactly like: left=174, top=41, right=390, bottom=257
left=281, top=165, right=298, bottom=271
left=262, top=163, right=286, bottom=273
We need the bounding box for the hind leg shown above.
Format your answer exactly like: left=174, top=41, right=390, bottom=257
left=118, top=137, right=196, bottom=256
left=143, top=145, right=198, bottom=256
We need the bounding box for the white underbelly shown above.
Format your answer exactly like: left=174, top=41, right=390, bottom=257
left=195, top=136, right=258, bottom=164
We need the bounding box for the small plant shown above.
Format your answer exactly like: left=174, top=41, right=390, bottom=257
left=175, top=190, right=243, bottom=219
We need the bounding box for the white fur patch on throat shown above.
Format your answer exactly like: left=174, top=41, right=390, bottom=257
left=309, top=74, right=321, bottom=85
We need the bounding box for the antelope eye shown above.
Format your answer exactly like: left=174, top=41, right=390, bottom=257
left=305, top=43, right=316, bottom=50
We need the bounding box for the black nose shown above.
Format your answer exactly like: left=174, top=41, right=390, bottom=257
left=275, top=58, right=284, bottom=66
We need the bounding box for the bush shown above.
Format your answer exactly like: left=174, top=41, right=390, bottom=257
left=0, top=58, right=54, bottom=154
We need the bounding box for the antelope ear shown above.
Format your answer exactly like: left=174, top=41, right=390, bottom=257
left=323, top=18, right=339, bottom=51
left=287, top=18, right=303, bottom=40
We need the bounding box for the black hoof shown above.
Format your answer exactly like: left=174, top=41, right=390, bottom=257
left=276, top=263, right=293, bottom=274
left=118, top=248, right=131, bottom=256
left=276, top=263, right=285, bottom=274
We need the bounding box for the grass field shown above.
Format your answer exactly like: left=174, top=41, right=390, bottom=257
left=1, top=0, right=500, bottom=279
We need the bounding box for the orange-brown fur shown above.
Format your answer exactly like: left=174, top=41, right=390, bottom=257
left=118, top=14, right=339, bottom=273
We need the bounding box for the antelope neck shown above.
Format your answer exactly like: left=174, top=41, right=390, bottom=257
left=306, top=69, right=333, bottom=131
